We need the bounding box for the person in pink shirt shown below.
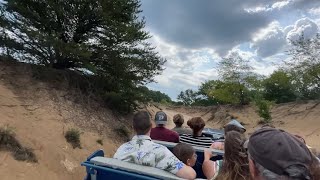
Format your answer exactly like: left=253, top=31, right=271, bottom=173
left=150, top=111, right=179, bottom=143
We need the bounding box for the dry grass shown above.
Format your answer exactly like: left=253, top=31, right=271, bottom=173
left=96, top=139, right=103, bottom=145
left=114, top=125, right=131, bottom=141
left=0, top=125, right=37, bottom=162
left=65, top=128, right=81, bottom=149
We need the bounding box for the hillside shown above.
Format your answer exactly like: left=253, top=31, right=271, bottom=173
left=0, top=61, right=128, bottom=180
left=0, top=60, right=319, bottom=180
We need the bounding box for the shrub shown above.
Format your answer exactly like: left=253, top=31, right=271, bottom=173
left=0, top=125, right=37, bottom=162
left=255, top=99, right=273, bottom=124
left=13, top=147, right=37, bottom=162
left=65, top=128, right=81, bottom=149
left=96, top=139, right=103, bottom=145
left=114, top=125, right=130, bottom=140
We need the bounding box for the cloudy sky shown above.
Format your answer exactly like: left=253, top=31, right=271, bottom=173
left=140, top=0, right=320, bottom=100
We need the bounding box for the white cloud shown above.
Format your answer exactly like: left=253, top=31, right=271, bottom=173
left=309, top=7, right=320, bottom=16
left=272, top=1, right=291, bottom=10
left=251, top=21, right=286, bottom=57
left=148, top=34, right=220, bottom=91
left=245, top=0, right=291, bottom=13
left=286, top=18, right=319, bottom=42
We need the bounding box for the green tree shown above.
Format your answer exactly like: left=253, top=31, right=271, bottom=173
left=217, top=52, right=253, bottom=104
left=206, top=80, right=250, bottom=104
left=177, top=89, right=198, bottom=106
left=0, top=0, right=165, bottom=112
left=0, top=0, right=164, bottom=82
left=263, top=70, right=296, bottom=103
left=287, top=34, right=320, bottom=99
left=138, top=86, right=172, bottom=103
left=255, top=99, right=273, bottom=123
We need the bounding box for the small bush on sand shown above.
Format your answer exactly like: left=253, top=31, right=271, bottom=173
left=13, top=147, right=37, bottom=162
left=0, top=125, right=37, bottom=162
left=96, top=139, right=103, bottom=145
left=114, top=125, right=130, bottom=140
left=65, top=128, right=81, bottom=149
left=255, top=99, right=273, bottom=124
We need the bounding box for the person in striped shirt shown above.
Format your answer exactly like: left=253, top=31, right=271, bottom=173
left=179, top=117, right=213, bottom=148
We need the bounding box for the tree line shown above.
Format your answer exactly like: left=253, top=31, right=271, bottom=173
left=177, top=34, right=320, bottom=122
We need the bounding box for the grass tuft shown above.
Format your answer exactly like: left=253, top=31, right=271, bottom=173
left=65, top=128, right=81, bottom=149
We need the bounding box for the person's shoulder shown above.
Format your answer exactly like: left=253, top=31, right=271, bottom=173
left=151, top=141, right=169, bottom=151
left=163, top=127, right=178, bottom=134
left=169, top=129, right=179, bottom=136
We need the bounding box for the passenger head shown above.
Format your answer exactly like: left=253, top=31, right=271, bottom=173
left=248, top=128, right=320, bottom=180
left=294, top=134, right=306, bottom=144
left=217, top=130, right=250, bottom=180
left=172, top=143, right=197, bottom=167
left=173, top=114, right=184, bottom=127
left=260, top=123, right=275, bottom=129
left=187, top=117, right=205, bottom=136
left=154, top=111, right=167, bottom=127
left=224, top=119, right=246, bottom=135
left=133, top=111, right=152, bottom=135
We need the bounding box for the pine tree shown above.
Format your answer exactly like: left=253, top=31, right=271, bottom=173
left=0, top=0, right=165, bottom=84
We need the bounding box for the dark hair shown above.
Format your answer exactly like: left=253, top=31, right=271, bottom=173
left=172, top=143, right=195, bottom=164
left=224, top=124, right=244, bottom=134
left=217, top=131, right=250, bottom=180
left=187, top=117, right=205, bottom=135
left=133, top=111, right=152, bottom=135
left=173, top=114, right=184, bottom=127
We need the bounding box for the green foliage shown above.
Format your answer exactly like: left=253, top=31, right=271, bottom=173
left=65, top=128, right=81, bottom=149
left=177, top=89, right=198, bottom=105
left=263, top=70, right=296, bottom=103
left=198, top=80, right=222, bottom=105
left=255, top=99, right=273, bottom=123
left=0, top=0, right=165, bottom=113
left=208, top=81, right=250, bottom=105
left=217, top=52, right=253, bottom=105
left=0, top=125, right=37, bottom=162
left=287, top=34, right=320, bottom=99
left=138, top=86, right=172, bottom=103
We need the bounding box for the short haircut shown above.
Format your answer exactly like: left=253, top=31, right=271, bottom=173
left=224, top=124, right=244, bottom=134
left=172, top=143, right=195, bottom=164
left=133, top=111, right=152, bottom=135
left=173, top=114, right=184, bottom=126
left=187, top=117, right=205, bottom=135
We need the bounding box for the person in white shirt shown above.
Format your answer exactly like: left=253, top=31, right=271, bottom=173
left=114, top=111, right=196, bottom=179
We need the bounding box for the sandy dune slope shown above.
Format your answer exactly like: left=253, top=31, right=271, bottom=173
left=0, top=61, right=319, bottom=180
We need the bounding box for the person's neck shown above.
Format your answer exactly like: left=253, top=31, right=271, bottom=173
left=194, top=131, right=202, bottom=136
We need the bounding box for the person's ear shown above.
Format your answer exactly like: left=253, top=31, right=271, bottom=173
left=186, top=158, right=191, bottom=166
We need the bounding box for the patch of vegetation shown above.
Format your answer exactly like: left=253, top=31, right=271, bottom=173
left=255, top=99, right=273, bottom=124
left=65, top=128, right=81, bottom=149
left=96, top=139, right=103, bottom=145
left=114, top=125, right=130, bottom=140
left=0, top=125, right=37, bottom=162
